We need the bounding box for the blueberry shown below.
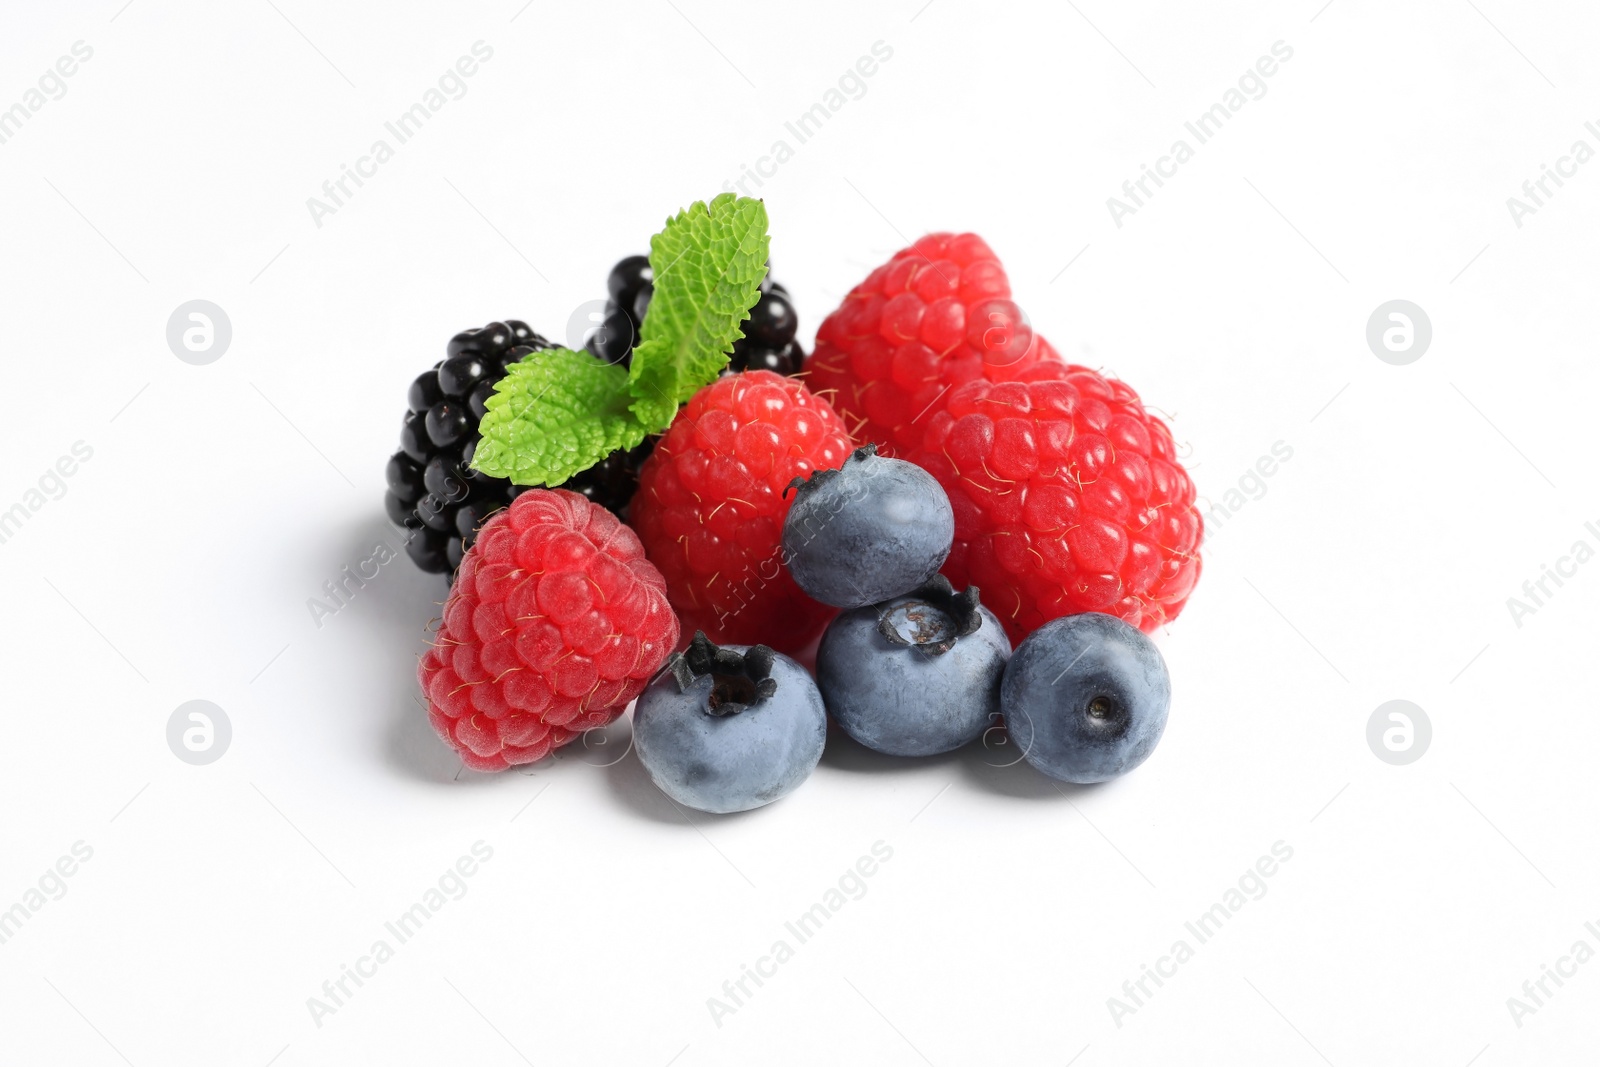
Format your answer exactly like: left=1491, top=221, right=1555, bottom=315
left=816, top=578, right=1010, bottom=757
left=782, top=444, right=955, bottom=609
left=1001, top=613, right=1171, bottom=784
left=631, top=633, right=826, bottom=814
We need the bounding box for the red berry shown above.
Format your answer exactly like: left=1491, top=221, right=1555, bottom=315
left=905, top=361, right=1202, bottom=642
left=807, top=233, right=1059, bottom=456
left=631, top=371, right=855, bottom=651
left=417, top=488, right=679, bottom=772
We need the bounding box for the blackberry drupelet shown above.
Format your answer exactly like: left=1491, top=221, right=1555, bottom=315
left=588, top=254, right=806, bottom=375
left=384, top=319, right=652, bottom=578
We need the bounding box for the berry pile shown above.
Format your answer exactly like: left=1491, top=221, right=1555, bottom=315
left=589, top=254, right=807, bottom=375
left=397, top=195, right=1199, bottom=813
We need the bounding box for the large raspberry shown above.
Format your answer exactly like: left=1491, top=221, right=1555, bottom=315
left=807, top=233, right=1057, bottom=456
left=631, top=370, right=855, bottom=652
left=906, top=362, right=1202, bottom=643
left=418, top=488, right=679, bottom=772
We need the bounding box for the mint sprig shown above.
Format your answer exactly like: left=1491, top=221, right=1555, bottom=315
left=469, top=193, right=770, bottom=486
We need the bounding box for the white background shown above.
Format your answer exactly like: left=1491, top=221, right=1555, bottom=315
left=1, top=0, right=1597, bottom=1063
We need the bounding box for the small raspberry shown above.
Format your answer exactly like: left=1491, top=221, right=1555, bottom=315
left=417, top=488, right=679, bottom=772
left=631, top=370, right=855, bottom=651
left=806, top=233, right=1058, bottom=456
left=905, top=361, right=1202, bottom=642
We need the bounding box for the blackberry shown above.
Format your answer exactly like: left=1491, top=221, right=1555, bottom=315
left=384, top=319, right=652, bottom=578
left=587, top=255, right=805, bottom=375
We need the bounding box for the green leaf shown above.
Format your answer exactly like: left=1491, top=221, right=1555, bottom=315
left=470, top=348, right=648, bottom=486
left=628, top=193, right=770, bottom=427
left=463, top=193, right=770, bottom=488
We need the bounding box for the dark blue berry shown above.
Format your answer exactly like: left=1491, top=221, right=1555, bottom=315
left=782, top=444, right=954, bottom=609
left=816, top=579, right=1010, bottom=757
left=1002, top=613, right=1171, bottom=784
left=632, top=634, right=826, bottom=813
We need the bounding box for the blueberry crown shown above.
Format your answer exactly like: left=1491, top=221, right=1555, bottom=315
left=876, top=575, right=983, bottom=657
left=668, top=631, right=778, bottom=716
left=783, top=442, right=877, bottom=499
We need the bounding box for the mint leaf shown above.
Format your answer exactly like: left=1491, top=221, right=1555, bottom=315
left=628, top=193, right=770, bottom=427
left=464, top=193, right=769, bottom=488
left=470, top=348, right=648, bottom=486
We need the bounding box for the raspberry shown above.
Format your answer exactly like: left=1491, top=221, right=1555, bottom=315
left=806, top=233, right=1057, bottom=456
left=631, top=371, right=855, bottom=651
left=905, top=361, right=1202, bottom=642
left=417, top=488, right=679, bottom=772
